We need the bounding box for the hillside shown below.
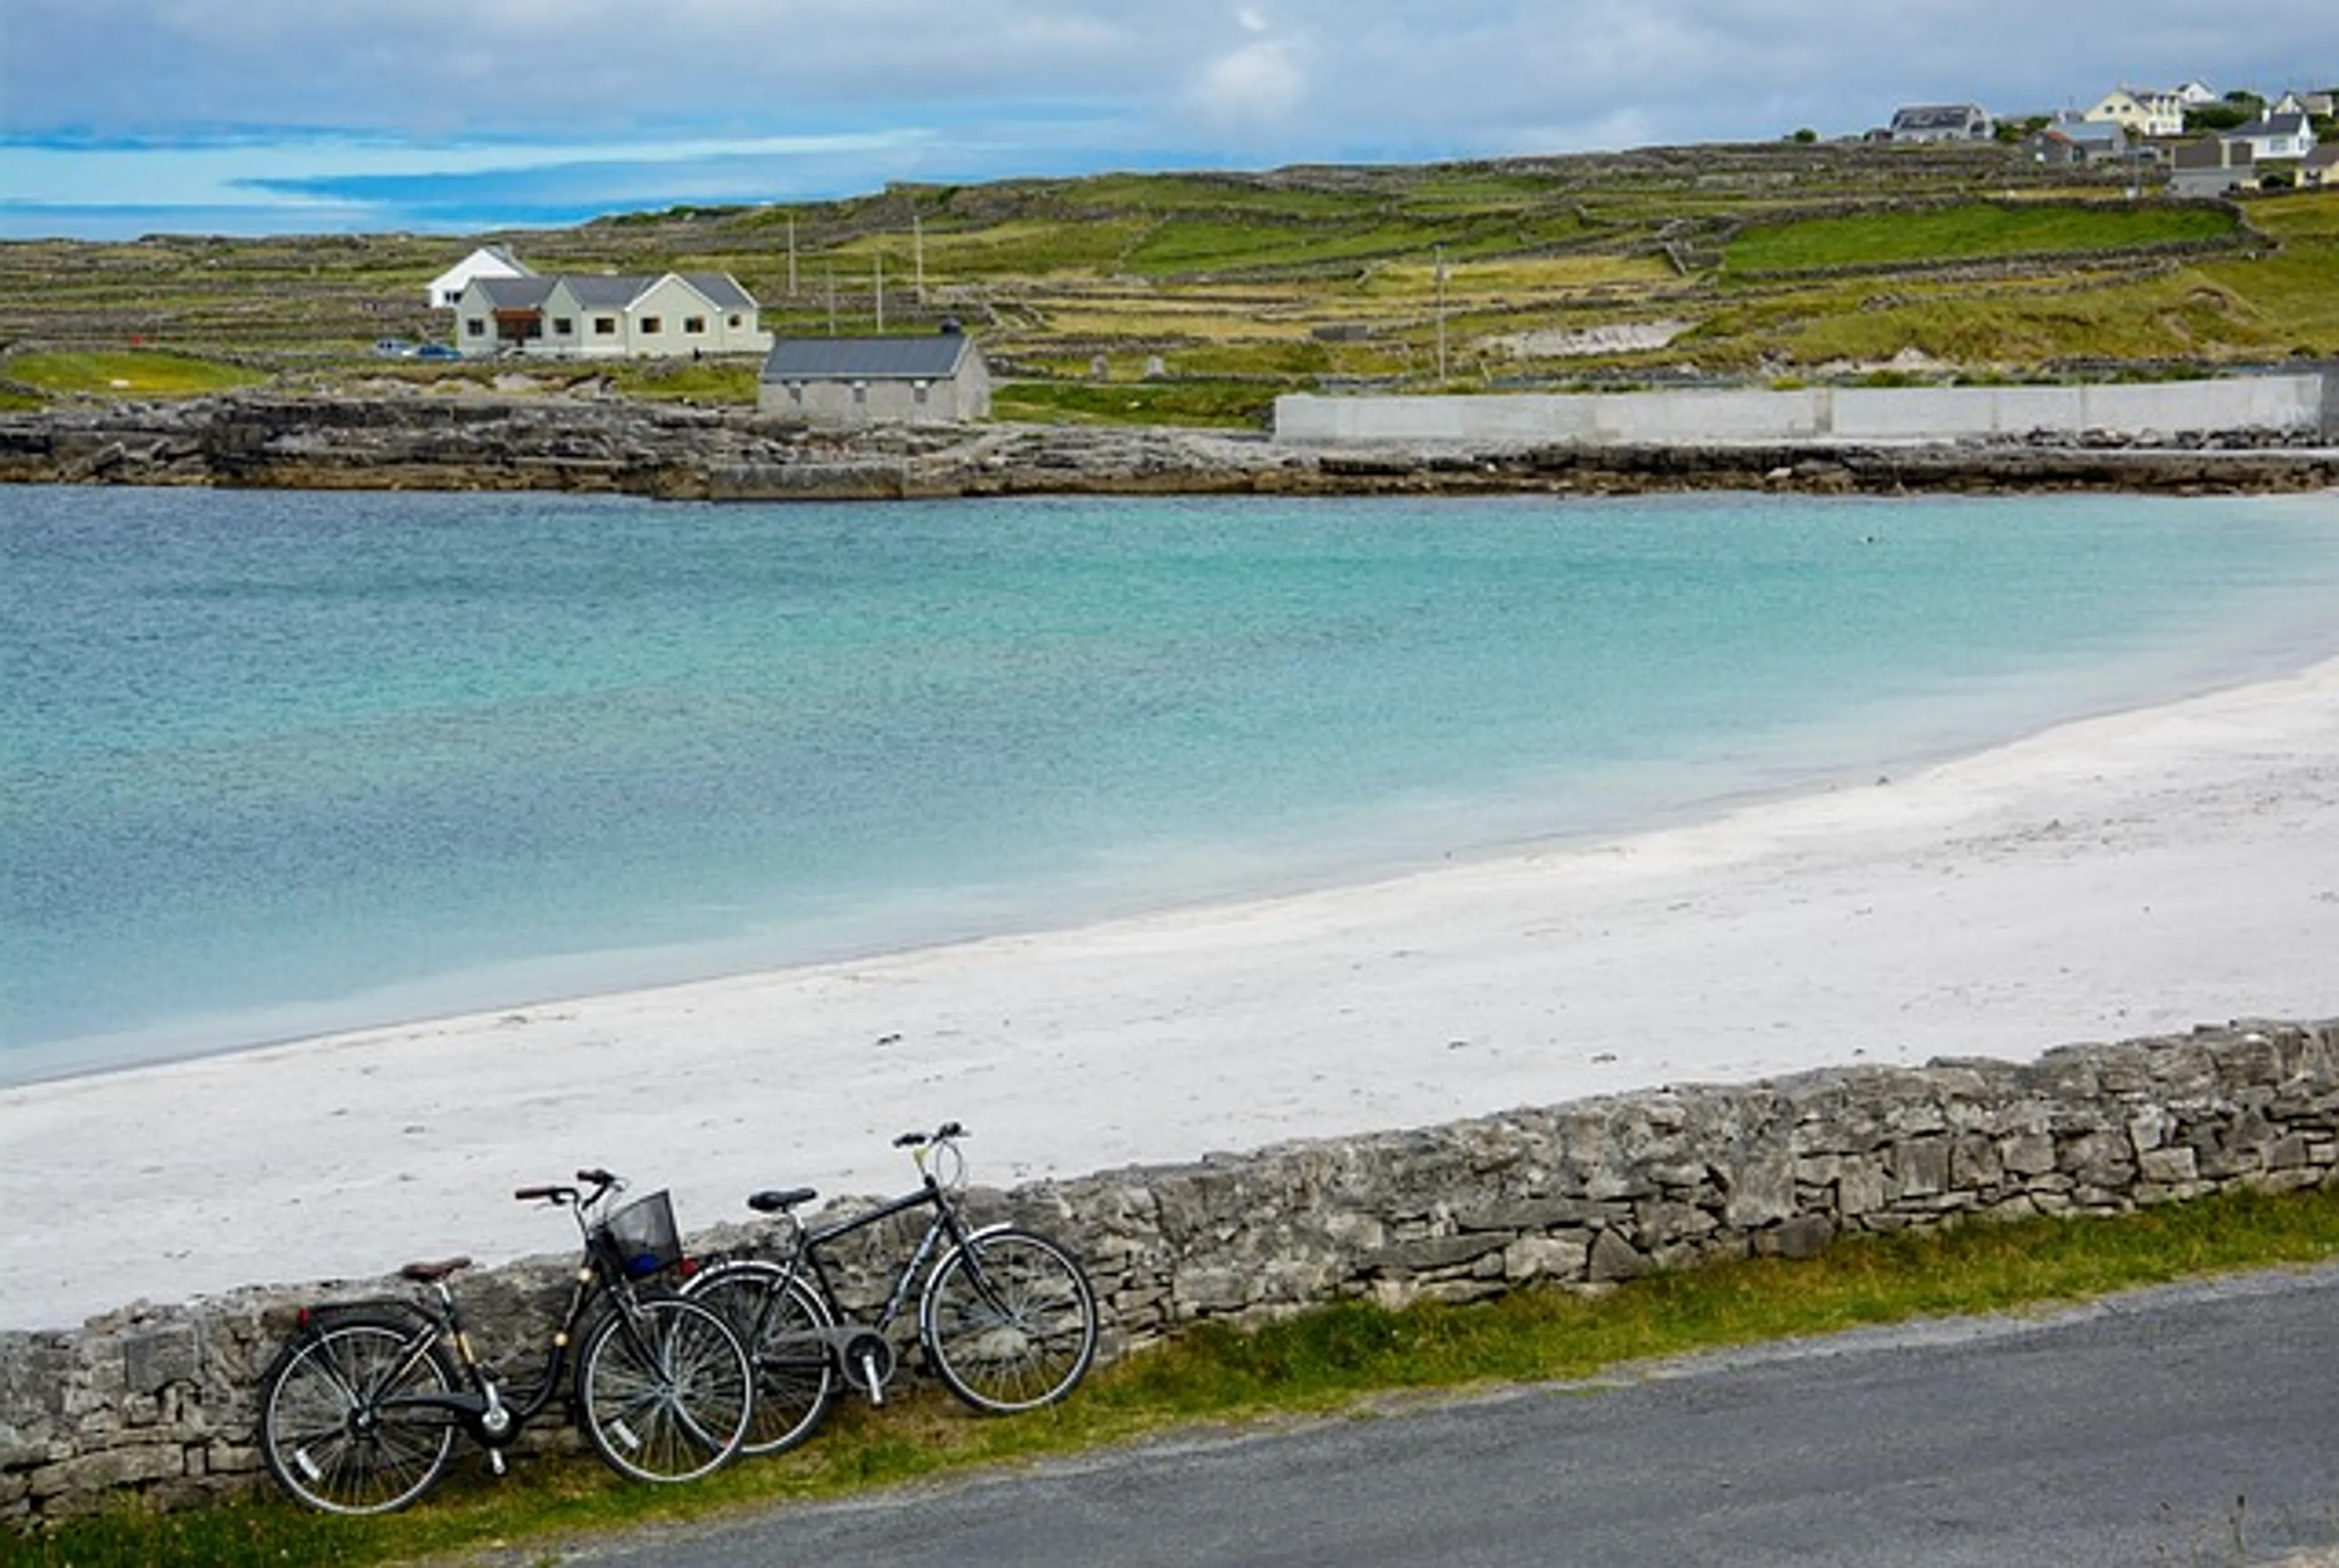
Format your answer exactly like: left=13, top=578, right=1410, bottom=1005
left=3, top=141, right=2335, bottom=429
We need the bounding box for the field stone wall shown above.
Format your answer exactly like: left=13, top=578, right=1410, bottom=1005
left=5, top=1017, right=2337, bottom=1524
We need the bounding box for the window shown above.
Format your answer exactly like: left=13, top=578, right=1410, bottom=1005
left=552, top=317, right=573, bottom=336
left=684, top=316, right=706, bottom=335
left=594, top=316, right=617, bottom=336
left=640, top=316, right=662, bottom=334
left=465, top=318, right=484, bottom=337
left=852, top=380, right=867, bottom=404
left=912, top=380, right=930, bottom=405
left=728, top=314, right=743, bottom=329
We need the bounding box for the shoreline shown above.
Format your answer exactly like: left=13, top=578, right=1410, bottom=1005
left=4, top=394, right=2338, bottom=499
left=6, top=651, right=2339, bottom=1332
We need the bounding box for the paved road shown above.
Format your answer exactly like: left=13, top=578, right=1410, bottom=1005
left=573, top=1264, right=2339, bottom=1568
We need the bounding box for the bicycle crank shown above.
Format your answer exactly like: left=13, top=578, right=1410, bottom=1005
left=825, top=1326, right=896, bottom=1404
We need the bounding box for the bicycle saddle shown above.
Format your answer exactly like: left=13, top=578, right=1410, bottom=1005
left=400, top=1256, right=473, bottom=1283
left=747, top=1187, right=817, bottom=1213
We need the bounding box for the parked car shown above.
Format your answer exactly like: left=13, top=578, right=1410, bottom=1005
left=371, top=337, right=418, bottom=358
left=414, top=344, right=461, bottom=361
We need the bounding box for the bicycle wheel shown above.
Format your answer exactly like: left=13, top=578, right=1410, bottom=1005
left=259, top=1312, right=459, bottom=1514
left=574, top=1294, right=753, bottom=1483
left=684, top=1260, right=839, bottom=1455
left=920, top=1227, right=1099, bottom=1413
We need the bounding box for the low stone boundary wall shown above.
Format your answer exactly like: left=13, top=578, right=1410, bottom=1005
left=1274, top=372, right=2337, bottom=448
left=5, top=1018, right=2335, bottom=1524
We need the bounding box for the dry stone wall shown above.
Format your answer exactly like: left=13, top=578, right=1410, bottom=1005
left=5, top=1018, right=2337, bottom=1524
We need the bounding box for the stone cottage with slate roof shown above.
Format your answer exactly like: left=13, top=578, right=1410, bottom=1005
left=758, top=325, right=992, bottom=424
left=450, top=270, right=769, bottom=359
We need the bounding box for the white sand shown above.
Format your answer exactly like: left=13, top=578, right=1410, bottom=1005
left=5, top=656, right=2338, bottom=1333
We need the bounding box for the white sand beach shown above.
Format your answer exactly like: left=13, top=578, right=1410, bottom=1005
left=4, top=655, right=2338, bottom=1333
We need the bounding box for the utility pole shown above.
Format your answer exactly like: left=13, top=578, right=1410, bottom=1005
left=1434, top=244, right=1448, bottom=383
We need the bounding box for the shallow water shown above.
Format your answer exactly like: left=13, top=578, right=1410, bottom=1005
left=5, top=485, right=2337, bottom=1082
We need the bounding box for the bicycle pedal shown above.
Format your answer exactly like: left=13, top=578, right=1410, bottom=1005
left=488, top=1450, right=507, bottom=1478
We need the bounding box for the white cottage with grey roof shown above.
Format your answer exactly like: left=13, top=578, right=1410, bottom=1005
left=451, top=270, right=769, bottom=359
left=428, top=244, right=534, bottom=309
left=758, top=327, right=992, bottom=425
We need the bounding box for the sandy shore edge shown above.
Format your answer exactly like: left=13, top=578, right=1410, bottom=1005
left=5, top=653, right=2338, bottom=1333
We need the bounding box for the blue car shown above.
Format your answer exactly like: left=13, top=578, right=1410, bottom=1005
left=414, top=343, right=462, bottom=361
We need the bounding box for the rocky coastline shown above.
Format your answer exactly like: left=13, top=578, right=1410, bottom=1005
left=4, top=393, right=2336, bottom=501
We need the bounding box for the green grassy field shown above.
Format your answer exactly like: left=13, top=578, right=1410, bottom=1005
left=10, top=1182, right=2336, bottom=1568
left=1, top=145, right=2332, bottom=428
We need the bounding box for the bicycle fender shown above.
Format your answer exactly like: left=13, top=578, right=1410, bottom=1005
left=295, top=1298, right=439, bottom=1334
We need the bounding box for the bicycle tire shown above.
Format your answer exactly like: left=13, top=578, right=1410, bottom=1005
left=683, top=1259, right=840, bottom=1455
left=574, top=1294, right=753, bottom=1483
left=920, top=1227, right=1099, bottom=1414
left=258, top=1312, right=460, bottom=1514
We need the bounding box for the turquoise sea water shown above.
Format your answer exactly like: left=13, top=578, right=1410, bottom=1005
left=5, top=484, right=2338, bottom=1084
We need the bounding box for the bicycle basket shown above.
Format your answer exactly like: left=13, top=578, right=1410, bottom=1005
left=596, top=1190, right=683, bottom=1280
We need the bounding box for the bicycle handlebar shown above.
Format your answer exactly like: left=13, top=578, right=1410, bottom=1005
left=514, top=1170, right=623, bottom=1207
left=892, top=1120, right=967, bottom=1149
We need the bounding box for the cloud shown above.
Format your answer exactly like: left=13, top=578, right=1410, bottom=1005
left=1185, top=16, right=1310, bottom=138
left=2, top=1, right=2334, bottom=235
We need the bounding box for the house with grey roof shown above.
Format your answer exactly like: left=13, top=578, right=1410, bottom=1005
left=2025, top=113, right=2130, bottom=168
left=428, top=244, right=534, bottom=310
left=1888, top=104, right=1992, bottom=143
left=450, top=270, right=769, bottom=359
left=2302, top=143, right=2339, bottom=189
left=758, top=326, right=991, bottom=425
left=2226, top=111, right=2317, bottom=163
left=2168, top=135, right=2256, bottom=197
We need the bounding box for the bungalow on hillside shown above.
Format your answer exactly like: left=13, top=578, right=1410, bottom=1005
left=2085, top=88, right=2186, bottom=138
left=2025, top=113, right=2130, bottom=167
left=1888, top=104, right=1992, bottom=143
left=758, top=325, right=991, bottom=425
left=2168, top=135, right=2256, bottom=197
left=2226, top=111, right=2318, bottom=163
left=428, top=245, right=534, bottom=310
left=451, top=270, right=771, bottom=359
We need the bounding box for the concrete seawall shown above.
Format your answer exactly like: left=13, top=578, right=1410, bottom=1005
left=1275, top=372, right=2337, bottom=448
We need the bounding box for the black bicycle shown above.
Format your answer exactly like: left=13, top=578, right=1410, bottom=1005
left=256, top=1169, right=753, bottom=1514
left=683, top=1121, right=1099, bottom=1455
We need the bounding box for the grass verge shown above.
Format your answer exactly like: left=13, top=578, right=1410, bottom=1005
left=10, top=1182, right=2337, bottom=1568
left=0, top=350, right=269, bottom=401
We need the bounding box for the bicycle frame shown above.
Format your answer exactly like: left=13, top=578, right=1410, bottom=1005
left=744, top=1138, right=1004, bottom=1401
left=290, top=1173, right=664, bottom=1466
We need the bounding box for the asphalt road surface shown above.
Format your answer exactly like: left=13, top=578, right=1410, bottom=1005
left=573, top=1263, right=2339, bottom=1568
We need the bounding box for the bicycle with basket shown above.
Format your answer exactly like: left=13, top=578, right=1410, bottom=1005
left=683, top=1120, right=1101, bottom=1455
left=256, top=1169, right=753, bottom=1514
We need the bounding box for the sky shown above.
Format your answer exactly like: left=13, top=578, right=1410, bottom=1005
left=1, top=1, right=2333, bottom=241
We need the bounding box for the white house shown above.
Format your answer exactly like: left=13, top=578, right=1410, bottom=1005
left=758, top=327, right=991, bottom=425
left=2084, top=88, right=2185, bottom=138
left=451, top=271, right=771, bottom=359
left=2226, top=111, right=2318, bottom=163
left=2174, top=80, right=2220, bottom=108
left=427, top=245, right=534, bottom=311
